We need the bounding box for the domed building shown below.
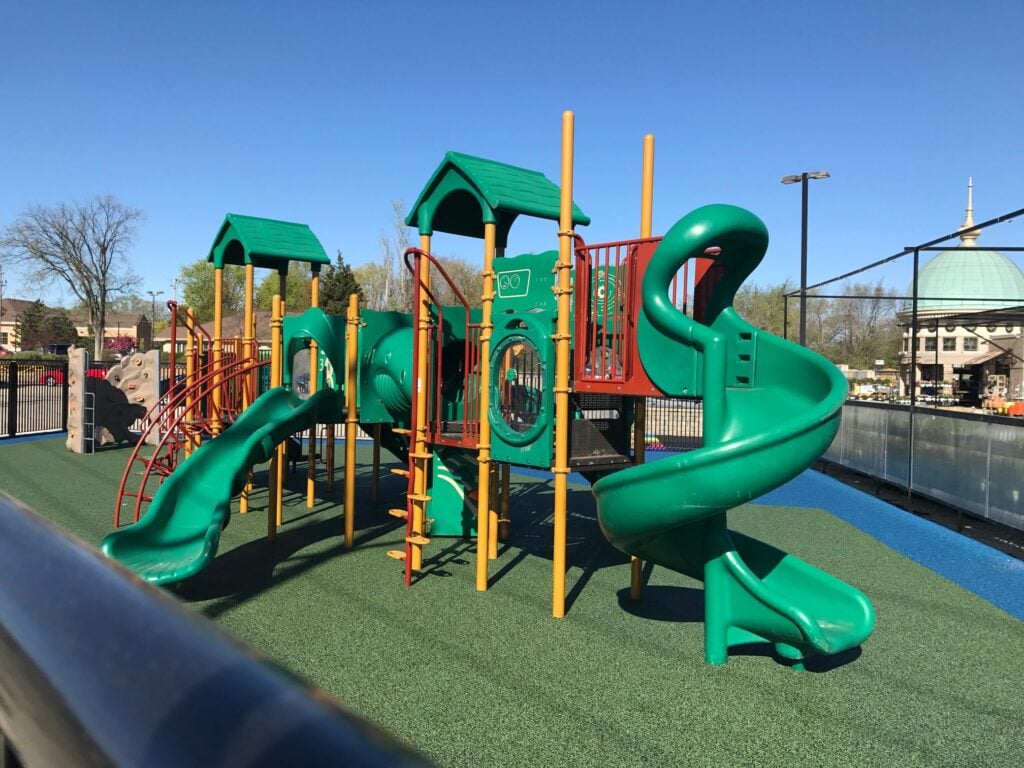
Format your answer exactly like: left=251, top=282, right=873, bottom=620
left=897, top=180, right=1024, bottom=404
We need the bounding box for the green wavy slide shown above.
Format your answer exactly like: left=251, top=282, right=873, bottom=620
left=592, top=204, right=875, bottom=666
left=102, top=386, right=343, bottom=585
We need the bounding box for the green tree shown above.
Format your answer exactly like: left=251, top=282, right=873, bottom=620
left=176, top=261, right=246, bottom=323
left=818, top=281, right=902, bottom=368
left=0, top=195, right=143, bottom=357
left=319, top=251, right=362, bottom=316
left=353, top=262, right=392, bottom=311
left=432, top=256, right=483, bottom=309
left=43, top=311, right=79, bottom=347
left=12, top=301, right=78, bottom=350
left=13, top=300, right=48, bottom=350
left=255, top=265, right=312, bottom=313
left=733, top=280, right=794, bottom=338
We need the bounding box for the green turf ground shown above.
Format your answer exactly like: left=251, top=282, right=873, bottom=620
left=1, top=437, right=1022, bottom=766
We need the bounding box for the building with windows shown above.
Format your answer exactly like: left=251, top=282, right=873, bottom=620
left=0, top=296, right=150, bottom=354
left=897, top=181, right=1024, bottom=404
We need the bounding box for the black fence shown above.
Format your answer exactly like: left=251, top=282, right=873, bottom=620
left=643, top=397, right=703, bottom=451
left=0, top=491, right=428, bottom=767
left=0, top=359, right=70, bottom=439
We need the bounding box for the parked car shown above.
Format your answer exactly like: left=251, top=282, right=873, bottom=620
left=39, top=368, right=108, bottom=386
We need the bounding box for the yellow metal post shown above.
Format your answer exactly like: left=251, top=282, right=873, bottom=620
left=409, top=234, right=432, bottom=573
left=274, top=271, right=288, bottom=528
left=488, top=459, right=498, bottom=559
left=344, top=293, right=360, bottom=549
left=475, top=223, right=496, bottom=589
left=371, top=423, right=381, bottom=504
left=631, top=133, right=656, bottom=600
left=552, top=110, right=575, bottom=618
left=211, top=266, right=224, bottom=436
left=184, top=314, right=196, bottom=458
left=498, top=462, right=511, bottom=541
left=240, top=263, right=255, bottom=514
left=268, top=294, right=283, bottom=539
left=326, top=423, right=335, bottom=493
left=307, top=269, right=320, bottom=508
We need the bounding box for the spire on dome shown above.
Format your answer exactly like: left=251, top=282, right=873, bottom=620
left=959, top=177, right=980, bottom=246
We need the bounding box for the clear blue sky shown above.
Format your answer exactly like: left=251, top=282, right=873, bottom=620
left=2, top=0, right=1022, bottom=306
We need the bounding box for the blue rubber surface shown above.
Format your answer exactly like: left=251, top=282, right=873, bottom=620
left=756, top=469, right=1024, bottom=621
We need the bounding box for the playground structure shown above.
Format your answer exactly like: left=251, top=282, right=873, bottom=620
left=101, top=112, right=874, bottom=666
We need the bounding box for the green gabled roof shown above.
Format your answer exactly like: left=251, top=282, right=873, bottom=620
left=208, top=214, right=330, bottom=271
left=405, top=151, right=590, bottom=248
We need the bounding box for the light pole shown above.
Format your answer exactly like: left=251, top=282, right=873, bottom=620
left=147, top=290, right=164, bottom=324
left=0, top=267, right=6, bottom=348
left=781, top=170, right=830, bottom=346
left=147, top=290, right=163, bottom=351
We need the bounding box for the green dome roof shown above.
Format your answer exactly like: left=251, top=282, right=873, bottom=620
left=904, top=181, right=1024, bottom=311
left=905, top=248, right=1024, bottom=311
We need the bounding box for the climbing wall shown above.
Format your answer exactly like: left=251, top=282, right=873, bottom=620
left=65, top=349, right=161, bottom=453
left=65, top=347, right=88, bottom=453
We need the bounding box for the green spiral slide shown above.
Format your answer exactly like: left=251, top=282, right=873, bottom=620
left=592, top=205, right=875, bottom=666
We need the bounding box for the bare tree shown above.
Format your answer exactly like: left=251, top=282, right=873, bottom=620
left=379, top=200, right=412, bottom=312
left=1, top=195, right=143, bottom=357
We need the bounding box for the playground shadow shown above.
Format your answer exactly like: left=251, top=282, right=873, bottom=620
left=615, top=585, right=705, bottom=624
left=415, top=475, right=630, bottom=613
left=180, top=468, right=407, bottom=615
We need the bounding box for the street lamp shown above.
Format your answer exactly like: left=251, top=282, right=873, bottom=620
left=146, top=290, right=163, bottom=351
left=147, top=290, right=164, bottom=323
left=0, top=268, right=6, bottom=350
left=781, top=170, right=830, bottom=347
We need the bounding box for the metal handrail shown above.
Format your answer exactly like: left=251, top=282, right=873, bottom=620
left=0, top=491, right=427, bottom=767
left=113, top=357, right=269, bottom=526
left=403, top=248, right=482, bottom=447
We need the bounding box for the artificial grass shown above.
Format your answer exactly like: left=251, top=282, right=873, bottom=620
left=1, top=437, right=1022, bottom=767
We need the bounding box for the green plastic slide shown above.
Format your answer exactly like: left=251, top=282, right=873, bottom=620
left=101, top=386, right=343, bottom=585
left=592, top=205, right=875, bottom=666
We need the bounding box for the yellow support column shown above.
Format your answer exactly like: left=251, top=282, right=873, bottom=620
left=498, top=462, right=511, bottom=541
left=184, top=315, right=196, bottom=458
left=211, top=266, right=224, bottom=436
left=488, top=459, right=499, bottom=559
left=371, top=423, right=381, bottom=504
left=475, top=223, right=496, bottom=589
left=552, top=110, right=575, bottom=618
left=274, top=272, right=288, bottom=528
left=240, top=263, right=255, bottom=514
left=268, top=294, right=283, bottom=540
left=409, top=234, right=432, bottom=573
left=344, top=293, right=360, bottom=549
left=326, top=423, right=336, bottom=493
left=307, top=269, right=320, bottom=508
left=631, top=133, right=655, bottom=601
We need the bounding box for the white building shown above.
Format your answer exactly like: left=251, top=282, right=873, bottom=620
left=897, top=181, right=1024, bottom=404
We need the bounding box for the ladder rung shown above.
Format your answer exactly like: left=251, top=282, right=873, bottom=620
left=391, top=428, right=412, bottom=436
left=387, top=550, right=407, bottom=561
left=405, top=535, right=430, bottom=546
left=390, top=468, right=410, bottom=477
left=409, top=452, right=432, bottom=460
left=407, top=493, right=431, bottom=503
left=388, top=508, right=408, bottom=519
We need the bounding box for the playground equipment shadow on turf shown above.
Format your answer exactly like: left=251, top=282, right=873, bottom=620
left=177, top=492, right=404, bottom=614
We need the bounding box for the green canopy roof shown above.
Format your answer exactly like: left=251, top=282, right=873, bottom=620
left=208, top=214, right=330, bottom=272
left=406, top=151, right=590, bottom=248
